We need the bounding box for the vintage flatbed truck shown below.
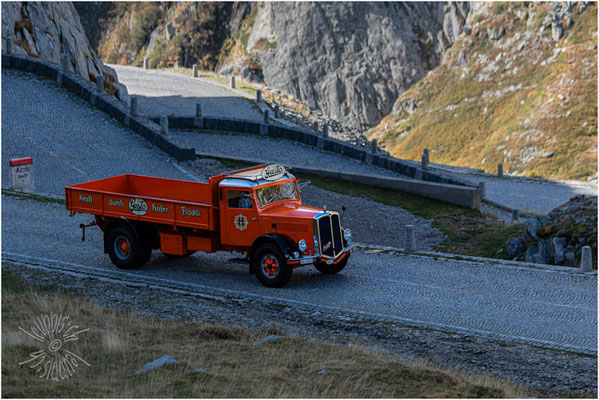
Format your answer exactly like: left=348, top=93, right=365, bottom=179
left=65, top=164, right=353, bottom=287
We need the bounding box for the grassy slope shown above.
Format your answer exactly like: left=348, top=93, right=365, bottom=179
left=1, top=270, right=520, bottom=398
left=369, top=3, right=597, bottom=181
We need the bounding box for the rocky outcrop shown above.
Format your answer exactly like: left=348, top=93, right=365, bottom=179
left=505, top=195, right=597, bottom=268
left=1, top=2, right=127, bottom=101
left=234, top=2, right=469, bottom=130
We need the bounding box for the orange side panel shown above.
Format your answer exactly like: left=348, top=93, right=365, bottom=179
left=160, top=233, right=187, bottom=255
left=187, top=236, right=217, bottom=253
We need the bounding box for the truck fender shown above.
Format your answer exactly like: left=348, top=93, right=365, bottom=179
left=249, top=234, right=296, bottom=273
left=102, top=218, right=143, bottom=254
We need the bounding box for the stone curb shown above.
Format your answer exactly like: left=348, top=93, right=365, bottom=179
left=1, top=53, right=195, bottom=162
left=354, top=243, right=597, bottom=275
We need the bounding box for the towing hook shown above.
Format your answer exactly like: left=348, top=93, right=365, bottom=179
left=80, top=221, right=97, bottom=241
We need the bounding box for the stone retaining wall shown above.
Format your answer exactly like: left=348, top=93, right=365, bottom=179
left=2, top=54, right=195, bottom=162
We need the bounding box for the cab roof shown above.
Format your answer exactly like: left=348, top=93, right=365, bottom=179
left=219, top=163, right=295, bottom=188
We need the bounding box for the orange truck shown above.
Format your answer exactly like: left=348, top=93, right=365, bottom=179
left=65, top=164, right=353, bottom=287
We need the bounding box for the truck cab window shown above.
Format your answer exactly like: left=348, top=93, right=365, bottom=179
left=227, top=190, right=252, bottom=209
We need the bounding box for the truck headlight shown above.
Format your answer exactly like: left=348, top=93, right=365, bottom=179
left=298, top=239, right=307, bottom=252
left=343, top=228, right=352, bottom=244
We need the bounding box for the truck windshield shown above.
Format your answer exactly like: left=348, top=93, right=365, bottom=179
left=255, top=181, right=298, bottom=208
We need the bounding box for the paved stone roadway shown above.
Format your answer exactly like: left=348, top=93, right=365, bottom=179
left=111, top=65, right=263, bottom=121
left=2, top=69, right=597, bottom=355
left=2, top=195, right=597, bottom=355
left=2, top=70, right=196, bottom=194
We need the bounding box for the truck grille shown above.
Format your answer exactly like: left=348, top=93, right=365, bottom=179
left=315, top=212, right=343, bottom=258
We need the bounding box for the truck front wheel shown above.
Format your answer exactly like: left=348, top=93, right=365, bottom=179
left=106, top=224, right=151, bottom=269
left=253, top=243, right=292, bottom=288
left=314, top=254, right=349, bottom=275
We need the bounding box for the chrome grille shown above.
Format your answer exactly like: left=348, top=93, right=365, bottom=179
left=315, top=212, right=343, bottom=258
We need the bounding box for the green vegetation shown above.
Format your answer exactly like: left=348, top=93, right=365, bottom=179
left=2, top=269, right=521, bottom=397
left=212, top=157, right=523, bottom=258
left=2, top=189, right=65, bottom=205
left=370, top=3, right=597, bottom=181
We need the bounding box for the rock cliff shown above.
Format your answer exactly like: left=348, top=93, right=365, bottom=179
left=1, top=2, right=127, bottom=101
left=80, top=2, right=468, bottom=130
left=229, top=2, right=469, bottom=130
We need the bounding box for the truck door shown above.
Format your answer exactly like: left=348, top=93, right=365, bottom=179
left=220, top=188, right=261, bottom=247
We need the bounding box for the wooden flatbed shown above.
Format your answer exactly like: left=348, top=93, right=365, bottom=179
left=65, top=174, right=217, bottom=231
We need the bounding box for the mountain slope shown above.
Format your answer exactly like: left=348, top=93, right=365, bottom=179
left=368, top=2, right=597, bottom=181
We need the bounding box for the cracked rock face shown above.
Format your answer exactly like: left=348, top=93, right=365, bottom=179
left=246, top=2, right=468, bottom=130
left=1, top=2, right=119, bottom=89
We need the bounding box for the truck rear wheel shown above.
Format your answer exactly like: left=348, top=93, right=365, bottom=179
left=253, top=243, right=292, bottom=288
left=106, top=224, right=151, bottom=269
left=314, top=254, right=349, bottom=275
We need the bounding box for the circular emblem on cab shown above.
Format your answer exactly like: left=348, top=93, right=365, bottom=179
left=234, top=214, right=248, bottom=231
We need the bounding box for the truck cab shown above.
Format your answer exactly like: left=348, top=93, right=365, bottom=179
left=216, top=164, right=353, bottom=286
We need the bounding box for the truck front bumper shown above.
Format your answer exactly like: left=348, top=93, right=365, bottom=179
left=287, top=245, right=354, bottom=267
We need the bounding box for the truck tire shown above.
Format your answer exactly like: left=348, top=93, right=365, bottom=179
left=106, top=224, right=151, bottom=269
left=314, top=254, right=349, bottom=275
left=253, top=243, right=292, bottom=288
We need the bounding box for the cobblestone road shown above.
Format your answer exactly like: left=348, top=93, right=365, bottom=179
left=173, top=131, right=407, bottom=178
left=111, top=65, right=263, bottom=121
left=1, top=70, right=196, bottom=195
left=2, top=195, right=596, bottom=355
left=455, top=172, right=597, bottom=214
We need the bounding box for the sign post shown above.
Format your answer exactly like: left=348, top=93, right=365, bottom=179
left=10, top=157, right=34, bottom=192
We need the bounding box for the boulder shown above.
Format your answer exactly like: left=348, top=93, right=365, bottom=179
left=552, top=237, right=567, bottom=264
left=505, top=238, right=525, bottom=257
left=524, top=217, right=542, bottom=240
left=135, top=355, right=178, bottom=374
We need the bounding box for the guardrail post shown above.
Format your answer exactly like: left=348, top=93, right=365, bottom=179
left=423, top=148, right=429, bottom=161
left=580, top=246, right=593, bottom=272
left=130, top=96, right=138, bottom=117
left=371, top=139, right=378, bottom=153
left=274, top=104, right=280, bottom=119
left=230, top=76, right=236, bottom=89
left=143, top=57, right=149, bottom=69
left=5, top=36, right=12, bottom=55
left=62, top=54, right=69, bottom=72
left=511, top=209, right=519, bottom=222
left=256, top=89, right=261, bottom=103
left=313, top=121, right=318, bottom=132
left=405, top=225, right=416, bottom=252
left=421, top=154, right=429, bottom=170
left=160, top=116, right=169, bottom=135
left=497, top=163, right=503, bottom=177
left=192, top=64, right=198, bottom=77
left=478, top=181, right=486, bottom=199
left=196, top=102, right=202, bottom=117
left=96, top=74, right=104, bottom=92
left=264, top=110, right=270, bottom=124
left=322, top=124, right=328, bottom=138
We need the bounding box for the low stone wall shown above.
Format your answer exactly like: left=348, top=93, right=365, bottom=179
left=196, top=152, right=480, bottom=210
left=151, top=116, right=475, bottom=188
left=2, top=54, right=195, bottom=162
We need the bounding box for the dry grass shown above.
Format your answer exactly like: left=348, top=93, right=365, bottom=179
left=369, top=3, right=597, bottom=181
left=1, top=270, right=524, bottom=398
